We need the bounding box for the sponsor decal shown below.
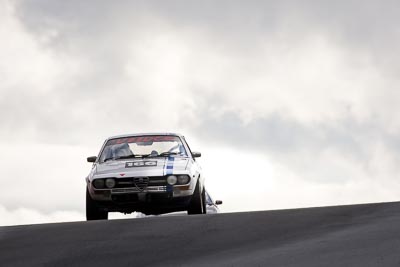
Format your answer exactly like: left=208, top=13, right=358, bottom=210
left=125, top=161, right=157, bottom=168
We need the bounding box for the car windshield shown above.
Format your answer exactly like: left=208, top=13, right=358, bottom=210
left=99, top=135, right=188, bottom=163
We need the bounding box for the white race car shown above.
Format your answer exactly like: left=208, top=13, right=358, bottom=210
left=85, top=133, right=206, bottom=220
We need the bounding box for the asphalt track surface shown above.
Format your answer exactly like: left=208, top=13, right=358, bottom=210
left=1, top=202, right=400, bottom=266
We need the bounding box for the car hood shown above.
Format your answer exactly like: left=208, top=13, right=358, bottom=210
left=93, top=157, right=189, bottom=178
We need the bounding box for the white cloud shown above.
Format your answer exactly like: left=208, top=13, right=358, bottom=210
left=198, top=144, right=400, bottom=213
left=0, top=204, right=83, bottom=226
left=1, top=0, right=400, bottom=225
left=0, top=143, right=91, bottom=214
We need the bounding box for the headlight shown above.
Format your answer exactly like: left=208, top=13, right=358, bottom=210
left=105, top=178, right=116, bottom=188
left=93, top=179, right=105, bottom=189
left=177, top=175, right=190, bottom=185
left=167, top=175, right=177, bottom=185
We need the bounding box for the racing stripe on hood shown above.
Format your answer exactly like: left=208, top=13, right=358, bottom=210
left=165, top=156, right=175, bottom=192
left=165, top=156, right=175, bottom=175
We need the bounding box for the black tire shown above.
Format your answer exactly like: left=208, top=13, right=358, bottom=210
left=86, top=189, right=108, bottom=221
left=187, top=183, right=205, bottom=215
left=202, top=187, right=207, bottom=214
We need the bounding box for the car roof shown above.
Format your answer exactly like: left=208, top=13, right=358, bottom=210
left=105, top=132, right=183, bottom=140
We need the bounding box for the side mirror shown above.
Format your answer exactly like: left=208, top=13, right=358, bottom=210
left=192, top=152, right=201, bottom=158
left=215, top=200, right=223, bottom=205
left=87, top=156, right=97, bottom=163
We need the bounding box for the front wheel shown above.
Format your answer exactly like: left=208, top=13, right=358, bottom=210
left=86, top=189, right=108, bottom=221
left=187, top=183, right=206, bottom=215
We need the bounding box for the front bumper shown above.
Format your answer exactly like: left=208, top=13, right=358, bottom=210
left=88, top=184, right=194, bottom=214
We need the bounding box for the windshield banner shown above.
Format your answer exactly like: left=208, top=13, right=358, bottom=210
left=106, top=136, right=178, bottom=146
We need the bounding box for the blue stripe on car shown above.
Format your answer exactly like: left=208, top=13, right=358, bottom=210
left=166, top=156, right=174, bottom=175
left=166, top=156, right=174, bottom=192
left=166, top=185, right=173, bottom=192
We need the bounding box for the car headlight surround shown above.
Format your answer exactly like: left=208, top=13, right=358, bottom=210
left=167, top=175, right=178, bottom=185
left=177, top=175, right=190, bottom=185
left=93, top=179, right=105, bottom=189
left=105, top=178, right=116, bottom=188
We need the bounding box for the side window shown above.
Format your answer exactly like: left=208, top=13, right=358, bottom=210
left=181, top=136, right=194, bottom=158
left=206, top=192, right=213, bottom=205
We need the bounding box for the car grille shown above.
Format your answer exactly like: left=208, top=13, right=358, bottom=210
left=115, top=176, right=167, bottom=189
left=134, top=177, right=148, bottom=191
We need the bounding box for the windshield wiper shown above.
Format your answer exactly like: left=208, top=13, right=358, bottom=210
left=116, top=154, right=152, bottom=160
left=115, top=154, right=137, bottom=160
left=135, top=154, right=152, bottom=158
left=159, top=152, right=181, bottom=157
left=104, top=154, right=151, bottom=162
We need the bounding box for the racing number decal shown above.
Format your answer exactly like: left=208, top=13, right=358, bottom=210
left=125, top=161, right=157, bottom=168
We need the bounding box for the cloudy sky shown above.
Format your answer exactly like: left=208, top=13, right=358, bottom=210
left=1, top=0, right=400, bottom=226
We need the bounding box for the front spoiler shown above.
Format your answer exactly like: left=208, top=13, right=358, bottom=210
left=94, top=194, right=192, bottom=215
